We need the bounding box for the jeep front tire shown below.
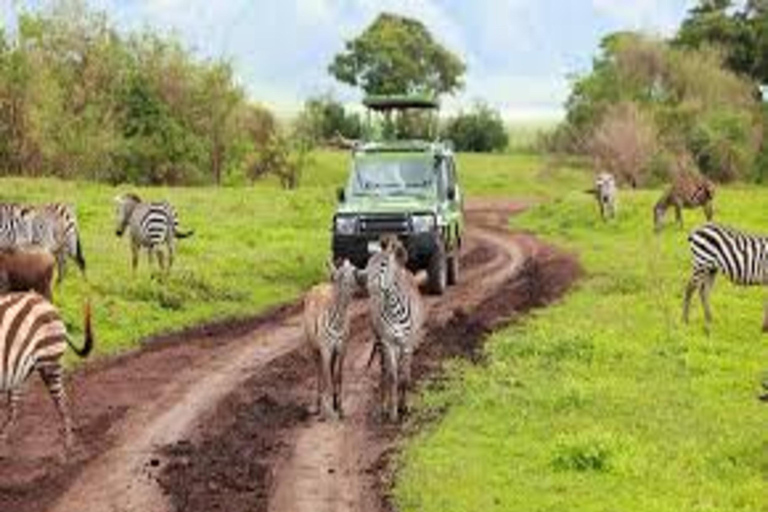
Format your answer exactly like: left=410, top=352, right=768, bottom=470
left=427, top=245, right=447, bottom=295
left=446, top=249, right=459, bottom=286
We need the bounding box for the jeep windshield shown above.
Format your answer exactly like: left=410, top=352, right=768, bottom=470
left=349, top=157, right=434, bottom=197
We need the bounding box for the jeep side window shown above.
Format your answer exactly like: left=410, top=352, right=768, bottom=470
left=436, top=159, right=449, bottom=200
left=447, top=158, right=457, bottom=189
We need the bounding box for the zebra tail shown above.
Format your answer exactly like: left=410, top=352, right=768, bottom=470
left=175, top=228, right=195, bottom=239
left=66, top=299, right=94, bottom=358
left=75, top=235, right=86, bottom=274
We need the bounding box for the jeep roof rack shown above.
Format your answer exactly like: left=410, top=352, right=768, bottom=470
left=363, top=94, right=439, bottom=111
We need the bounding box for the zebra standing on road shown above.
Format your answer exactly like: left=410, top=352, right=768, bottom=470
left=303, top=258, right=361, bottom=420
left=587, top=172, right=617, bottom=221
left=365, top=235, right=424, bottom=422
left=0, top=292, right=93, bottom=454
left=114, top=193, right=194, bottom=273
left=654, top=171, right=715, bottom=232
left=683, top=223, right=768, bottom=331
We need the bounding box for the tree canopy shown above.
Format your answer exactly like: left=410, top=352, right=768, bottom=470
left=328, top=13, right=466, bottom=97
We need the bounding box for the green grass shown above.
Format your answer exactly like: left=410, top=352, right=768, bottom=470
left=395, top=185, right=768, bottom=511
left=0, top=150, right=585, bottom=363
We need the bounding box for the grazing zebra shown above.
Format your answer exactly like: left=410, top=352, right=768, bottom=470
left=0, top=203, right=85, bottom=283
left=114, top=193, right=194, bottom=273
left=586, top=172, right=617, bottom=220
left=365, top=235, right=424, bottom=422
left=303, top=259, right=361, bottom=420
left=38, top=203, right=87, bottom=282
left=0, top=292, right=93, bottom=454
left=683, top=223, right=768, bottom=331
left=654, top=172, right=715, bottom=232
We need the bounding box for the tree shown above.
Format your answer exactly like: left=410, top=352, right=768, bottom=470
left=443, top=103, right=508, bottom=153
left=328, top=13, right=465, bottom=96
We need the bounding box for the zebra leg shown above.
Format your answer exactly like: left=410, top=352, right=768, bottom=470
left=39, top=364, right=74, bottom=454
left=674, top=203, right=683, bottom=229
left=56, top=250, right=66, bottom=285
left=156, top=250, right=166, bottom=274
left=320, top=350, right=336, bottom=421
left=130, top=243, right=139, bottom=273
left=682, top=276, right=699, bottom=324
left=397, top=349, right=412, bottom=416
left=167, top=242, right=175, bottom=274
left=332, top=345, right=346, bottom=417
left=378, top=342, right=390, bottom=420
left=699, top=272, right=716, bottom=332
left=384, top=344, right=399, bottom=422
left=0, top=388, right=21, bottom=443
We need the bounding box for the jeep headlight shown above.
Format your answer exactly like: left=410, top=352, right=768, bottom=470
left=335, top=216, right=357, bottom=235
left=411, top=214, right=436, bottom=233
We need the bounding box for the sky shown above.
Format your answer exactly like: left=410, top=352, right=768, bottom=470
left=3, top=0, right=701, bottom=121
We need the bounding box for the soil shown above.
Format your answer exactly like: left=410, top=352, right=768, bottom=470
left=0, top=198, right=581, bottom=512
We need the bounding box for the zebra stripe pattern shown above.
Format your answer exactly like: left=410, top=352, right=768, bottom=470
left=683, top=223, right=768, bottom=329
left=115, top=193, right=194, bottom=273
left=303, top=259, right=360, bottom=420
left=365, top=236, right=423, bottom=422
left=0, top=292, right=93, bottom=453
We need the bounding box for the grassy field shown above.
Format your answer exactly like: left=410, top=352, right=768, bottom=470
left=394, top=180, right=768, bottom=510
left=0, top=150, right=582, bottom=363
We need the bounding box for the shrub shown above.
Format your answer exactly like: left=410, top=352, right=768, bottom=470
left=588, top=102, right=659, bottom=186
left=443, top=102, right=508, bottom=153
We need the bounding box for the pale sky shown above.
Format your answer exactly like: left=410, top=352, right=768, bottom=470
left=4, top=0, right=701, bottom=121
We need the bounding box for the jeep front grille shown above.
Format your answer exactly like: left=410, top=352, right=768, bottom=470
left=358, top=214, right=410, bottom=235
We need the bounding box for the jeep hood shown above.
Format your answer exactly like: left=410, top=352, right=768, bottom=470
left=336, top=195, right=437, bottom=215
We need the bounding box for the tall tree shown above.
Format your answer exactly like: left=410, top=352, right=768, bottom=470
left=328, top=13, right=465, bottom=96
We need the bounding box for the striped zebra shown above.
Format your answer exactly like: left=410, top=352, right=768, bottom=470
left=114, top=193, right=194, bottom=273
left=365, top=235, right=424, bottom=422
left=0, top=203, right=85, bottom=283
left=683, top=223, right=768, bottom=331
left=38, top=203, right=87, bottom=282
left=586, top=172, right=617, bottom=220
left=0, top=292, right=93, bottom=454
left=654, top=172, right=715, bottom=232
left=303, top=258, right=361, bottom=420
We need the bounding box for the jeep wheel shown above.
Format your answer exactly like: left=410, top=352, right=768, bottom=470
left=446, top=250, right=459, bottom=286
left=427, top=246, right=447, bottom=295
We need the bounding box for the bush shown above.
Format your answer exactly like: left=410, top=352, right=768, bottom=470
left=588, top=102, right=659, bottom=186
left=443, top=103, right=508, bottom=153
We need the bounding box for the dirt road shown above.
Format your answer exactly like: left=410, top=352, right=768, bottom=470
left=0, top=200, right=580, bottom=512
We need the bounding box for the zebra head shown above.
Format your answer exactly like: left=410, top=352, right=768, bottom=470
left=328, top=258, right=360, bottom=300
left=114, top=193, right=141, bottom=237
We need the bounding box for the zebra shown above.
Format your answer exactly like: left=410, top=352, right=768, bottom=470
left=114, top=193, right=194, bottom=273
left=0, top=292, right=93, bottom=454
left=38, top=203, right=87, bottom=282
left=364, top=235, right=424, bottom=422
left=654, top=172, right=715, bottom=232
left=0, top=203, right=85, bottom=283
left=586, top=172, right=617, bottom=220
left=683, top=223, right=768, bottom=331
left=303, top=258, right=361, bottom=420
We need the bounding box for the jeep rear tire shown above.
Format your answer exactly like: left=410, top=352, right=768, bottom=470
left=427, top=246, right=447, bottom=295
left=446, top=249, right=459, bottom=286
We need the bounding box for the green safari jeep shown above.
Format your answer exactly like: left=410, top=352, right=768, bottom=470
left=332, top=137, right=464, bottom=295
